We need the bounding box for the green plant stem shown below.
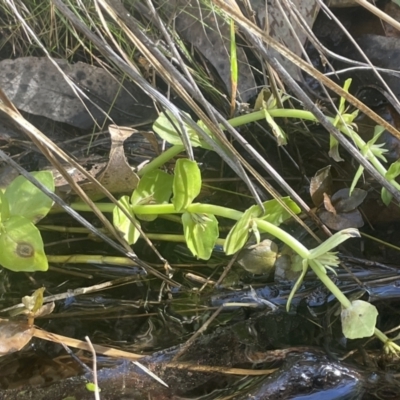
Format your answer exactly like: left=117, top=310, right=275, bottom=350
left=255, top=219, right=309, bottom=258
left=141, top=110, right=309, bottom=175
left=360, top=232, right=400, bottom=252
left=47, top=254, right=139, bottom=266
left=70, top=201, right=310, bottom=257
left=374, top=327, right=390, bottom=344
left=70, top=202, right=242, bottom=218
left=40, top=224, right=225, bottom=246
left=230, top=109, right=400, bottom=192
left=39, top=225, right=95, bottom=234
left=228, top=109, right=312, bottom=127
left=137, top=145, right=184, bottom=177
left=309, top=260, right=352, bottom=309
left=231, top=109, right=400, bottom=192
left=142, top=109, right=399, bottom=192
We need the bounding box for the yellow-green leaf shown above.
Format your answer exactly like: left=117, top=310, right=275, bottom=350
left=341, top=300, right=378, bottom=339
left=182, top=212, right=219, bottom=260
left=113, top=196, right=140, bottom=245
left=0, top=215, right=48, bottom=272
left=131, top=169, right=173, bottom=221
left=5, top=171, right=54, bottom=224
left=172, top=159, right=201, bottom=212
left=224, top=205, right=261, bottom=255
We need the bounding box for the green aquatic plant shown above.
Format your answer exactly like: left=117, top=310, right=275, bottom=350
left=69, top=157, right=399, bottom=353
left=112, top=85, right=400, bottom=351
left=144, top=79, right=400, bottom=209
left=62, top=80, right=400, bottom=351
left=0, top=171, right=54, bottom=272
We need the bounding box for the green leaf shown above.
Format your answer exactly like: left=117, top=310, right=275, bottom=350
left=86, top=382, right=100, bottom=392
left=263, top=109, right=287, bottom=146
left=290, top=253, right=304, bottom=272
left=230, top=18, right=238, bottom=100
left=22, top=287, right=45, bottom=313
left=386, top=160, right=400, bottom=181
left=0, top=215, right=48, bottom=272
left=330, top=79, right=353, bottom=162
left=224, top=204, right=262, bottom=255
left=381, top=187, right=393, bottom=207
left=339, top=79, right=352, bottom=115
left=182, top=212, right=219, bottom=260
left=250, top=219, right=261, bottom=244
left=236, top=239, right=278, bottom=275
left=153, top=110, right=213, bottom=150
left=4, top=171, right=54, bottom=224
left=224, top=197, right=301, bottom=257
left=341, top=300, right=378, bottom=339
left=312, top=252, right=340, bottom=269
left=131, top=170, right=173, bottom=221
left=381, top=159, right=400, bottom=206
left=308, top=228, right=360, bottom=260
left=369, top=125, right=386, bottom=146
left=172, top=159, right=201, bottom=212
left=329, top=135, right=343, bottom=162
left=113, top=196, right=140, bottom=245
left=342, top=109, right=359, bottom=126
left=349, top=165, right=364, bottom=196
left=254, top=88, right=290, bottom=111
left=286, top=258, right=308, bottom=311
left=260, top=197, right=301, bottom=225
left=357, top=127, right=387, bottom=168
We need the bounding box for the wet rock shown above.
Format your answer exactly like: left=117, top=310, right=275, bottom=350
left=0, top=57, right=156, bottom=129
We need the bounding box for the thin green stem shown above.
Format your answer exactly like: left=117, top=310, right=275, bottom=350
left=40, top=222, right=225, bottom=246
left=374, top=327, right=391, bottom=344
left=135, top=108, right=398, bottom=194
left=39, top=225, right=95, bottom=234
left=309, top=260, right=351, bottom=309
left=69, top=202, right=243, bottom=219
left=69, top=201, right=309, bottom=259
left=137, top=145, right=184, bottom=177
left=137, top=110, right=312, bottom=176
left=47, top=254, right=138, bottom=266
left=227, top=109, right=400, bottom=191
left=255, top=219, right=309, bottom=258
left=186, top=204, right=243, bottom=220
left=227, top=109, right=314, bottom=127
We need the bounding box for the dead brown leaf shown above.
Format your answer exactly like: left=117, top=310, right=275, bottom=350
left=56, top=125, right=140, bottom=198
left=318, top=188, right=367, bottom=230
left=310, top=166, right=333, bottom=207
left=323, top=193, right=337, bottom=215
left=0, top=319, right=34, bottom=356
